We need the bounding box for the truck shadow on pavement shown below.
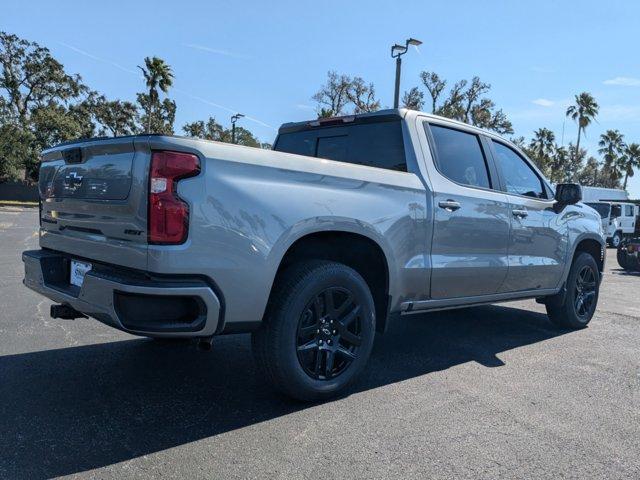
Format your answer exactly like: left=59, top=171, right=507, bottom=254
left=0, top=304, right=569, bottom=479
left=609, top=267, right=640, bottom=276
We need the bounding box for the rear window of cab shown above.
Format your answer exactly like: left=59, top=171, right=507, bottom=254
left=274, top=119, right=407, bottom=172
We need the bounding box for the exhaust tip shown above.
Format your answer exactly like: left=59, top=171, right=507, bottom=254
left=198, top=337, right=214, bottom=351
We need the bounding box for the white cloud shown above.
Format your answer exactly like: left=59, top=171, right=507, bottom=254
left=603, top=76, right=640, bottom=87
left=532, top=98, right=555, bottom=107
left=182, top=43, right=250, bottom=59
left=599, top=105, right=640, bottom=122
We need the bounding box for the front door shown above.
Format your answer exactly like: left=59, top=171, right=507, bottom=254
left=489, top=140, right=567, bottom=292
left=425, top=123, right=510, bottom=299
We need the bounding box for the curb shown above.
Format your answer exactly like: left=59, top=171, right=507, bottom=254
left=0, top=201, right=39, bottom=208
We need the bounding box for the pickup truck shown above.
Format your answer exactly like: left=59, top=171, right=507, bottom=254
left=23, top=109, right=605, bottom=401
left=584, top=200, right=638, bottom=248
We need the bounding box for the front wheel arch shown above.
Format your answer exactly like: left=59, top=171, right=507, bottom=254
left=567, top=237, right=604, bottom=278
left=546, top=251, right=600, bottom=329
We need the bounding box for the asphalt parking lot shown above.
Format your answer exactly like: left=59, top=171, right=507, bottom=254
left=0, top=206, right=638, bottom=479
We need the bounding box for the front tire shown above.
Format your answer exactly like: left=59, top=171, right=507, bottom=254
left=611, top=231, right=622, bottom=248
left=546, top=252, right=600, bottom=329
left=617, top=242, right=630, bottom=270
left=252, top=261, right=376, bottom=402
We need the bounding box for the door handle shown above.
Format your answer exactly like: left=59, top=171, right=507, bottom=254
left=512, top=209, right=528, bottom=218
left=438, top=200, right=461, bottom=212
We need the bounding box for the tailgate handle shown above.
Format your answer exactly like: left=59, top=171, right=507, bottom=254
left=62, top=147, right=83, bottom=164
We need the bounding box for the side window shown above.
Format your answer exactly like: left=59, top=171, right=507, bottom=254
left=428, top=124, right=491, bottom=189
left=611, top=204, right=621, bottom=218
left=492, top=141, right=546, bottom=199
left=625, top=205, right=634, bottom=217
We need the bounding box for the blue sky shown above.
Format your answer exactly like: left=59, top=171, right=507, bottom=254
left=5, top=0, right=640, bottom=196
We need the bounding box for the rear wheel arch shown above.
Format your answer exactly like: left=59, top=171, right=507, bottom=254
left=268, top=231, right=392, bottom=333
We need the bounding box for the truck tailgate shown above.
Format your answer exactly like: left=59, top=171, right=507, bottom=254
left=38, top=137, right=150, bottom=270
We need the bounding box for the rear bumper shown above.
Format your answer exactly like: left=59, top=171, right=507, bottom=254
left=22, top=249, right=221, bottom=338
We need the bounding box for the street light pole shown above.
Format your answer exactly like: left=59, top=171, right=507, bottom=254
left=230, top=113, right=244, bottom=144
left=391, top=38, right=422, bottom=109
left=393, top=55, right=402, bottom=109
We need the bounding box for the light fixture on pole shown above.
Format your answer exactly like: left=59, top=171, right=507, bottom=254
left=391, top=38, right=422, bottom=108
left=231, top=113, right=245, bottom=144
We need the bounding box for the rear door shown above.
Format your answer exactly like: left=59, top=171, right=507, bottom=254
left=423, top=122, right=510, bottom=299
left=488, top=140, right=567, bottom=292
left=622, top=204, right=636, bottom=233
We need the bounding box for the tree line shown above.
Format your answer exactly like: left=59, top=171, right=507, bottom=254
left=1, top=29, right=637, bottom=191
left=0, top=31, right=264, bottom=183
left=312, top=71, right=638, bottom=190
left=516, top=96, right=640, bottom=189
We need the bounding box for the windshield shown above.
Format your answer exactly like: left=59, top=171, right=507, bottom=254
left=585, top=202, right=610, bottom=218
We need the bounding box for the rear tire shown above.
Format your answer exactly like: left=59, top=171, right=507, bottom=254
left=252, top=261, right=376, bottom=402
left=546, top=252, right=600, bottom=329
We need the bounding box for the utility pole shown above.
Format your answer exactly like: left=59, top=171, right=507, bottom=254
left=391, top=38, right=422, bottom=108
left=231, top=113, right=244, bottom=144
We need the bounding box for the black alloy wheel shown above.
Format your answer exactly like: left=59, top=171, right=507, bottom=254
left=252, top=261, right=376, bottom=401
left=574, top=265, right=597, bottom=319
left=546, top=251, right=600, bottom=329
left=296, top=287, right=362, bottom=380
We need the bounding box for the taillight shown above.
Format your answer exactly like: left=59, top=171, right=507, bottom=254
left=148, top=151, right=200, bottom=244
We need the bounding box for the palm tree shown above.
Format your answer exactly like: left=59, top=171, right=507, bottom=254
left=551, top=145, right=569, bottom=184
left=622, top=143, right=640, bottom=190
left=598, top=130, right=626, bottom=188
left=530, top=128, right=555, bottom=157
left=566, top=92, right=599, bottom=161
left=577, top=156, right=601, bottom=186
left=528, top=128, right=556, bottom=175
left=138, top=56, right=174, bottom=133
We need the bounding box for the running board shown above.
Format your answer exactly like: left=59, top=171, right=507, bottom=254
left=400, top=288, right=559, bottom=314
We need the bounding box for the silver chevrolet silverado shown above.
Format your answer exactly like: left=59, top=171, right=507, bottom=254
left=23, top=109, right=605, bottom=401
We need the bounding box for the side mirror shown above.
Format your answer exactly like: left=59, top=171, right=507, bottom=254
left=555, top=183, right=582, bottom=206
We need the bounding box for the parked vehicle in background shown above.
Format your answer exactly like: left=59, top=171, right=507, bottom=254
left=584, top=201, right=638, bottom=247
left=617, top=238, right=640, bottom=271
left=23, top=109, right=605, bottom=401
left=581, top=186, right=630, bottom=204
